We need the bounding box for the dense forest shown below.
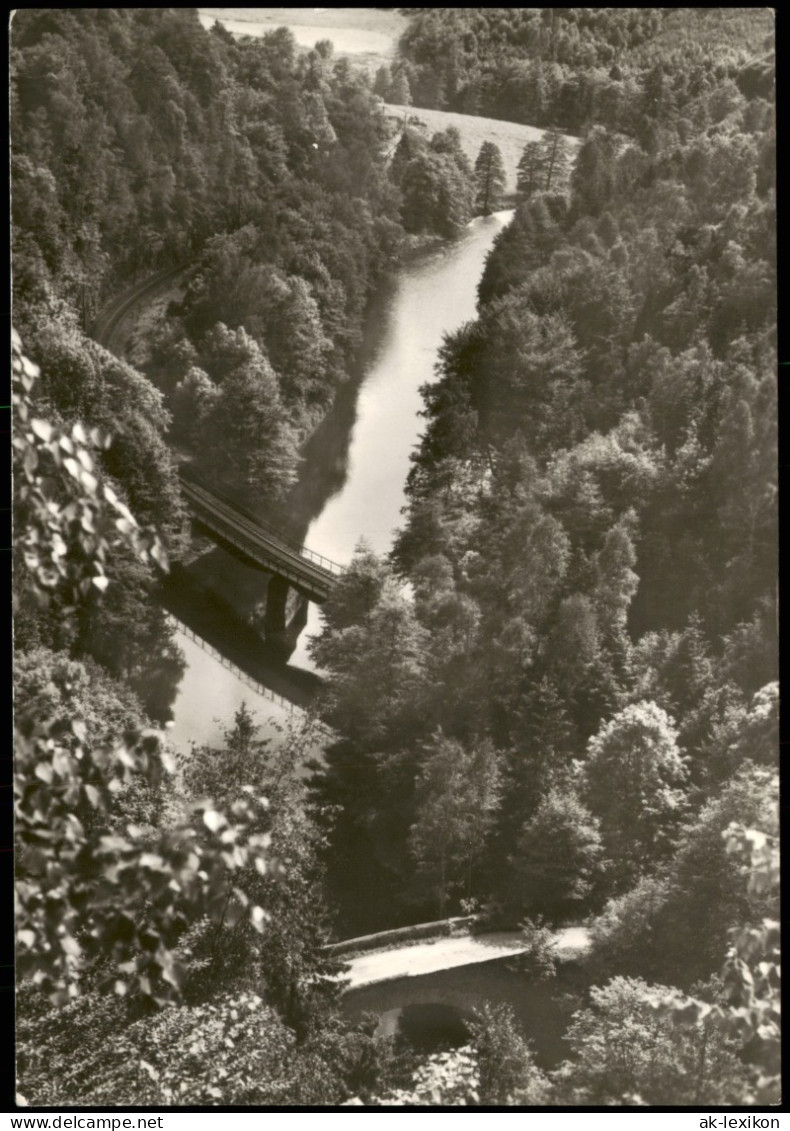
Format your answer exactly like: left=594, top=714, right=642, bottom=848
left=12, top=8, right=407, bottom=501
left=13, top=6, right=777, bottom=1110
left=305, top=4, right=778, bottom=1104
left=384, top=8, right=774, bottom=135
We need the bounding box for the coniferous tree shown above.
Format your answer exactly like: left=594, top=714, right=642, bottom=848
left=516, top=140, right=545, bottom=197
left=474, top=141, right=507, bottom=216
left=389, top=68, right=412, bottom=106
left=373, top=65, right=391, bottom=100
left=409, top=730, right=501, bottom=917
left=538, top=126, right=571, bottom=192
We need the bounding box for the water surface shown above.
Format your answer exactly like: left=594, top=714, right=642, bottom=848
left=291, top=212, right=513, bottom=668
left=167, top=212, right=514, bottom=746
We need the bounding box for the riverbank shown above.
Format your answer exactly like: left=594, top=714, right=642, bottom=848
left=93, top=207, right=515, bottom=756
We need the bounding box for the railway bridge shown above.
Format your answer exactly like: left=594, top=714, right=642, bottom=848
left=179, top=470, right=343, bottom=655
left=92, top=271, right=345, bottom=659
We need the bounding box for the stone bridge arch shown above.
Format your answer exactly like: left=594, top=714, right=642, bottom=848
left=341, top=958, right=580, bottom=1067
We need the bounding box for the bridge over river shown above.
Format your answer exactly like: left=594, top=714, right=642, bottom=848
left=174, top=469, right=346, bottom=661
left=339, top=925, right=590, bottom=990
left=92, top=268, right=344, bottom=611
left=180, top=471, right=343, bottom=603
left=90, top=208, right=517, bottom=737
left=328, top=919, right=591, bottom=1063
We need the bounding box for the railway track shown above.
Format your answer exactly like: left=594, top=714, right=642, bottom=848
left=181, top=475, right=343, bottom=602
left=91, top=260, right=194, bottom=352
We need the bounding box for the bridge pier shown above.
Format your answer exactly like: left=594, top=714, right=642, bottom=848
left=262, top=575, right=310, bottom=660
left=179, top=475, right=340, bottom=658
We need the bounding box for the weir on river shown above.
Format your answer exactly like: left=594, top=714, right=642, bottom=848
left=163, top=210, right=515, bottom=753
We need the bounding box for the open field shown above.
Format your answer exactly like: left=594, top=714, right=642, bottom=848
left=196, top=11, right=566, bottom=191
left=198, top=7, right=409, bottom=68
left=385, top=104, right=578, bottom=195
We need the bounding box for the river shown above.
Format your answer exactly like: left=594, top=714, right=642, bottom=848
left=166, top=211, right=514, bottom=755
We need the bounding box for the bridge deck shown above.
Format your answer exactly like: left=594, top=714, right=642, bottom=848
left=342, top=928, right=591, bottom=989
left=180, top=477, right=343, bottom=602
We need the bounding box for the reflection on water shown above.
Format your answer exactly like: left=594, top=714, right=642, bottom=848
left=281, top=274, right=399, bottom=542
left=167, top=629, right=294, bottom=753
left=167, top=214, right=514, bottom=746
left=301, top=213, right=513, bottom=564
left=290, top=212, right=513, bottom=669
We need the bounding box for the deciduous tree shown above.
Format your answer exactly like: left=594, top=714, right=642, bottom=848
left=13, top=335, right=272, bottom=1005
left=553, top=976, right=749, bottom=1105
left=583, top=701, right=688, bottom=886
left=509, top=790, right=604, bottom=921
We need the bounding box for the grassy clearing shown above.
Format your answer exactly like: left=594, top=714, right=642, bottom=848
left=195, top=11, right=568, bottom=184
left=385, top=104, right=578, bottom=194
left=198, top=7, right=409, bottom=67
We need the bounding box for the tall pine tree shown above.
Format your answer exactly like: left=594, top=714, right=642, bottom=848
left=474, top=141, right=507, bottom=216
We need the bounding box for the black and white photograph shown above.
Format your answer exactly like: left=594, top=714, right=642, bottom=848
left=11, top=6, right=778, bottom=1112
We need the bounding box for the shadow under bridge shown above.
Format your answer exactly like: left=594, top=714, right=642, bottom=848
left=179, top=470, right=344, bottom=656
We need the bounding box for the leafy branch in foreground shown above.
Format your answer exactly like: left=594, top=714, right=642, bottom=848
left=12, top=329, right=166, bottom=612
left=653, top=823, right=780, bottom=1105
left=14, top=331, right=275, bottom=1005
left=15, top=715, right=273, bottom=1004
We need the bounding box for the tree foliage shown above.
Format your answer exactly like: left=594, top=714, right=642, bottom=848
left=473, top=141, right=506, bottom=216
left=509, top=790, right=604, bottom=921
left=13, top=338, right=271, bottom=1007
left=396, top=8, right=772, bottom=133
left=588, top=765, right=778, bottom=992
left=553, top=976, right=749, bottom=1105
left=357, top=1003, right=550, bottom=1107
left=652, top=822, right=780, bottom=1105
left=12, top=332, right=166, bottom=613
left=12, top=7, right=406, bottom=509
left=409, top=730, right=501, bottom=916
left=13, top=4, right=778, bottom=1108
left=15, top=715, right=271, bottom=1005
left=398, top=130, right=475, bottom=238
left=583, top=701, right=688, bottom=886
